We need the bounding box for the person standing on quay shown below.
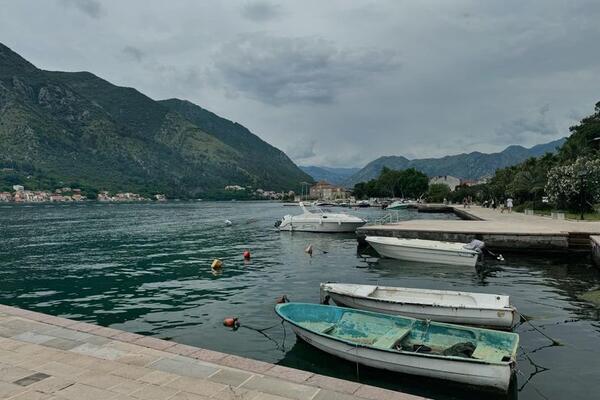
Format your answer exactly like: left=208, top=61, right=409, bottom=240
left=506, top=197, right=513, bottom=213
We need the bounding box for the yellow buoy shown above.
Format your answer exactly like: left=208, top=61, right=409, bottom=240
left=211, top=259, right=223, bottom=269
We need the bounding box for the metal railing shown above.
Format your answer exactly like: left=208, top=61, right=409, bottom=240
left=373, top=211, right=402, bottom=225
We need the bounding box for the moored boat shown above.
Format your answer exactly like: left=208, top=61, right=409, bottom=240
left=320, top=283, right=519, bottom=330
left=276, top=202, right=366, bottom=233
left=366, top=236, right=480, bottom=267
left=275, top=303, right=518, bottom=392
left=387, top=200, right=416, bottom=210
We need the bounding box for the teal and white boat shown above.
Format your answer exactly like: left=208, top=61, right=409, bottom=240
left=275, top=303, right=519, bottom=392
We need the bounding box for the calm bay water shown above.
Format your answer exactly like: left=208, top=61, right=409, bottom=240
left=1, top=202, right=599, bottom=400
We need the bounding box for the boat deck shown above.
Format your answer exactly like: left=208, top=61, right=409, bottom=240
left=0, top=304, right=426, bottom=400
left=359, top=205, right=600, bottom=252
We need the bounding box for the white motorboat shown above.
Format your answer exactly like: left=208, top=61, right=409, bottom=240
left=366, top=236, right=480, bottom=267
left=320, top=283, right=518, bottom=330
left=276, top=202, right=366, bottom=233
left=275, top=303, right=518, bottom=392
left=386, top=200, right=416, bottom=210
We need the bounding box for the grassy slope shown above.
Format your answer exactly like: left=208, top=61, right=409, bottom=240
left=159, top=98, right=313, bottom=190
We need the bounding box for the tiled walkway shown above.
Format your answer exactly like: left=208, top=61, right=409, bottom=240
left=0, top=304, right=424, bottom=400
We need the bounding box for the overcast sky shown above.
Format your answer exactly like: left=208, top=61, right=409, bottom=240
left=1, top=0, right=599, bottom=167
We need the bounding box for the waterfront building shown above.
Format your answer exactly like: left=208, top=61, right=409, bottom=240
left=0, top=192, right=13, bottom=202
left=309, top=181, right=347, bottom=200
left=225, top=185, right=245, bottom=191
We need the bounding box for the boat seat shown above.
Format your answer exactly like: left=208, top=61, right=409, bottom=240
left=372, top=327, right=412, bottom=349
left=471, top=344, right=508, bottom=363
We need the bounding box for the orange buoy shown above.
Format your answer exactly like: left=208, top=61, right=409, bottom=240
left=223, top=317, right=239, bottom=328
left=243, top=250, right=251, bottom=260
left=211, top=259, right=223, bottom=270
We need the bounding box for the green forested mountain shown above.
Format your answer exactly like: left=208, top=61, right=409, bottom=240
left=159, top=98, right=310, bottom=192
left=0, top=42, right=311, bottom=197
left=345, top=138, right=566, bottom=187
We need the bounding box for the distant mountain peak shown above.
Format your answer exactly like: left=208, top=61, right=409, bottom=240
left=344, top=137, right=567, bottom=187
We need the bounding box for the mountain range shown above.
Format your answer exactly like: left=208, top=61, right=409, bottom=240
left=300, top=138, right=565, bottom=187
left=0, top=42, right=311, bottom=197
left=344, top=138, right=566, bottom=186
left=298, top=166, right=360, bottom=185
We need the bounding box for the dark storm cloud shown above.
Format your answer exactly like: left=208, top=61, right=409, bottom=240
left=212, top=33, right=401, bottom=105
left=241, top=1, right=283, bottom=22
left=59, top=0, right=103, bottom=18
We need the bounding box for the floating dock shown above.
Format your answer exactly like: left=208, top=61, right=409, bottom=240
left=0, top=304, right=425, bottom=400
left=358, top=206, right=600, bottom=253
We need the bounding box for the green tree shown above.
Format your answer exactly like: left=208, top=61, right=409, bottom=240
left=427, top=183, right=451, bottom=202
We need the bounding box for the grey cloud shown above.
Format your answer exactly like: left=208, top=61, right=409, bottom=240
left=4, top=1, right=599, bottom=167
left=59, top=0, right=103, bottom=18
left=241, top=1, right=283, bottom=22
left=285, top=139, right=317, bottom=161
left=495, top=104, right=557, bottom=142
left=212, top=33, right=401, bottom=105
left=122, top=46, right=145, bottom=62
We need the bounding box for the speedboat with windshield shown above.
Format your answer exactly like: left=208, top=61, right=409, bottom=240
left=275, top=202, right=366, bottom=232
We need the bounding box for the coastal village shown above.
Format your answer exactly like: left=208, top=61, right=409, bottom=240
left=0, top=175, right=493, bottom=204
left=0, top=185, right=165, bottom=203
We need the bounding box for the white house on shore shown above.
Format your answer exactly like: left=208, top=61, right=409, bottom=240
left=429, top=175, right=461, bottom=191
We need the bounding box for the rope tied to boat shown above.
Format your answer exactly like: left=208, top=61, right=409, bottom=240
left=517, top=311, right=562, bottom=346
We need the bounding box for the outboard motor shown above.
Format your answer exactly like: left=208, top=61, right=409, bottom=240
left=274, top=219, right=282, bottom=228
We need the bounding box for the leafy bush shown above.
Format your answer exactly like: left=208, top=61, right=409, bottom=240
left=427, top=183, right=451, bottom=202
left=546, top=157, right=600, bottom=211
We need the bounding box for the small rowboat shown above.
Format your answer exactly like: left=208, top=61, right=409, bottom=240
left=320, top=283, right=519, bottom=330
left=275, top=303, right=518, bottom=392
left=366, top=236, right=480, bottom=267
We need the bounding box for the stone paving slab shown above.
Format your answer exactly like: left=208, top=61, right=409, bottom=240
left=0, top=303, right=426, bottom=400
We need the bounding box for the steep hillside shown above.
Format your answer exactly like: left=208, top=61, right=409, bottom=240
left=0, top=42, right=310, bottom=197
left=299, top=165, right=360, bottom=185
left=159, top=99, right=312, bottom=191
left=345, top=138, right=566, bottom=186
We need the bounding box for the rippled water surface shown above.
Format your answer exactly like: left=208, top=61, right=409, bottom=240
left=1, top=202, right=599, bottom=400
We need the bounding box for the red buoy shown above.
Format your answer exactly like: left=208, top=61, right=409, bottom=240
left=223, top=317, right=239, bottom=328
left=243, top=250, right=251, bottom=260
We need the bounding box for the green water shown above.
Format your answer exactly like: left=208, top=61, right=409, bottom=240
left=1, top=202, right=599, bottom=400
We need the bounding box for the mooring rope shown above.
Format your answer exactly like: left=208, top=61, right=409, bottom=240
left=517, top=311, right=562, bottom=346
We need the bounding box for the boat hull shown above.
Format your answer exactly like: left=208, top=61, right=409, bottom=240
left=324, top=291, right=517, bottom=330
left=367, top=239, right=478, bottom=267
left=279, top=221, right=365, bottom=233
left=289, top=324, right=513, bottom=392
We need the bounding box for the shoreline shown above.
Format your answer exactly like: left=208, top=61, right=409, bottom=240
left=0, top=303, right=425, bottom=400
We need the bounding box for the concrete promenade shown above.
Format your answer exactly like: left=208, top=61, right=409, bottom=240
left=0, top=304, right=424, bottom=400
left=358, top=205, right=600, bottom=252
